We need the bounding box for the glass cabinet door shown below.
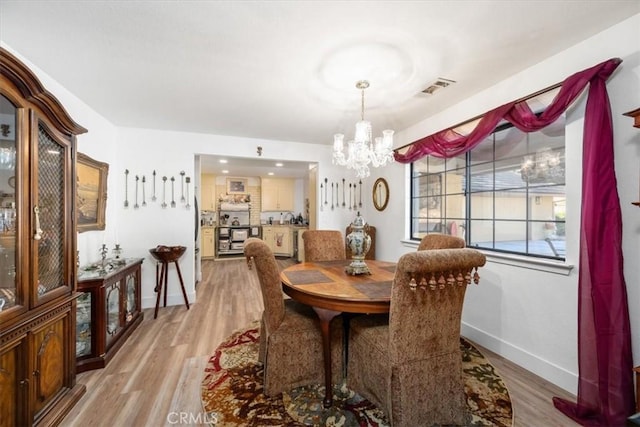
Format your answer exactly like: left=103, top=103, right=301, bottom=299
left=34, top=118, right=72, bottom=304
left=125, top=272, right=137, bottom=323
left=105, top=280, right=122, bottom=346
left=0, top=94, right=18, bottom=315
left=76, top=292, right=92, bottom=357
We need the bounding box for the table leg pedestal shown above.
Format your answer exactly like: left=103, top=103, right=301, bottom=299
left=153, top=260, right=190, bottom=319
left=313, top=307, right=341, bottom=408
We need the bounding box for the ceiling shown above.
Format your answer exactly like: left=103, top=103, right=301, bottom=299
left=1, top=1, right=638, bottom=177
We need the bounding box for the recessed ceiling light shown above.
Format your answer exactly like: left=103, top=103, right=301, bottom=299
left=219, top=159, right=228, bottom=164
left=268, top=172, right=274, bottom=176
left=275, top=162, right=283, bottom=167
left=221, top=170, right=229, bottom=174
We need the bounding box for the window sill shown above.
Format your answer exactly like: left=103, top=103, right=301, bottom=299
left=401, top=240, right=574, bottom=276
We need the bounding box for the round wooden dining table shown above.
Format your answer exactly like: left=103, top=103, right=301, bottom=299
left=280, top=259, right=396, bottom=408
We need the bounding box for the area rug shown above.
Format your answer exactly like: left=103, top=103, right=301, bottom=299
left=201, top=322, right=513, bottom=426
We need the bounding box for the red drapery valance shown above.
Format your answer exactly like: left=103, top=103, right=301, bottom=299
left=395, top=58, right=634, bottom=426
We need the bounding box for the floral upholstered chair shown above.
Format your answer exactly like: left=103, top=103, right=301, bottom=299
left=243, top=238, right=344, bottom=396
left=417, top=233, right=465, bottom=250
left=347, top=248, right=486, bottom=427
left=302, top=230, right=346, bottom=262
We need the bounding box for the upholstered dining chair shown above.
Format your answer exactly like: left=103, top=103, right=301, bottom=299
left=302, top=230, right=346, bottom=262
left=417, top=232, right=465, bottom=250
left=243, top=238, right=344, bottom=396
left=347, top=248, right=486, bottom=427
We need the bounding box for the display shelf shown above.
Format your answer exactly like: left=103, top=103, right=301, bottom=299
left=76, top=258, right=143, bottom=373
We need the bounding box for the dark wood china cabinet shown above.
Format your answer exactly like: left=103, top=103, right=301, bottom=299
left=0, top=48, right=86, bottom=426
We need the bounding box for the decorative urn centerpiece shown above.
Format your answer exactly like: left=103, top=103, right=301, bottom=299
left=345, top=211, right=372, bottom=275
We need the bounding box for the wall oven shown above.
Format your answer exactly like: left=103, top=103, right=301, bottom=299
left=217, top=226, right=251, bottom=257
left=230, top=228, right=249, bottom=241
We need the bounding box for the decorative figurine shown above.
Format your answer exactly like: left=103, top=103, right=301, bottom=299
left=100, top=244, right=108, bottom=261
left=113, top=244, right=125, bottom=265
left=345, top=211, right=372, bottom=275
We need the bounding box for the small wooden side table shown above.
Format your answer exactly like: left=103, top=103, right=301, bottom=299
left=149, top=246, right=190, bottom=318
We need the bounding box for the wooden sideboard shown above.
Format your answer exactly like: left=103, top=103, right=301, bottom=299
left=76, top=258, right=143, bottom=373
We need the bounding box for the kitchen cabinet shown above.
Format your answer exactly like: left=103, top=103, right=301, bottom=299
left=201, top=228, right=214, bottom=258
left=261, top=178, right=294, bottom=211
left=201, top=173, right=216, bottom=210
left=0, top=47, right=86, bottom=426
left=76, top=258, right=143, bottom=373
left=262, top=226, right=293, bottom=257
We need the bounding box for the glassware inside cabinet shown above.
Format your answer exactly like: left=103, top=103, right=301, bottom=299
left=0, top=94, right=17, bottom=313
left=76, top=292, right=92, bottom=357
left=105, top=280, right=121, bottom=345
left=125, top=273, right=137, bottom=323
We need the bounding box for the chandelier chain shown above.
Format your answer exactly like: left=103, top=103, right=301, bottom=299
left=361, top=86, right=365, bottom=122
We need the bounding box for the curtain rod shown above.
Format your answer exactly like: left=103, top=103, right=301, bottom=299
left=394, top=81, right=564, bottom=153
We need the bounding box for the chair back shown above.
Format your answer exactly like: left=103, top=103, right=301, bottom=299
left=302, top=230, right=346, bottom=262
left=244, top=238, right=285, bottom=331
left=388, top=248, right=485, bottom=364
left=417, top=233, right=465, bottom=250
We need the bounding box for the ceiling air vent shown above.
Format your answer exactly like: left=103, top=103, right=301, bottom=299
left=422, top=78, right=456, bottom=95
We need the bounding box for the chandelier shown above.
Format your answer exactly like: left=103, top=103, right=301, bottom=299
left=332, top=80, right=394, bottom=178
left=520, top=147, right=564, bottom=184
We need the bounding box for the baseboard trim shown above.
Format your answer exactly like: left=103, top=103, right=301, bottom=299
left=142, top=291, right=196, bottom=310
left=461, top=322, right=578, bottom=394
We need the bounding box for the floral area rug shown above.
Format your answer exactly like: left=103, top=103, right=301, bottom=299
left=201, top=322, right=513, bottom=426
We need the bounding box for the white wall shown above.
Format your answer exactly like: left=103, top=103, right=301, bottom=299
left=375, top=14, right=640, bottom=393
left=116, top=127, right=350, bottom=308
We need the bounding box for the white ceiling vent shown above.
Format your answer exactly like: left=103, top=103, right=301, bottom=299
left=422, top=78, right=456, bottom=95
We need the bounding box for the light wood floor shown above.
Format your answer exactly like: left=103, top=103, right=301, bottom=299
left=61, top=258, right=579, bottom=427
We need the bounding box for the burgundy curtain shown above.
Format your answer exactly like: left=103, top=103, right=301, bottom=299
left=395, top=58, right=635, bottom=426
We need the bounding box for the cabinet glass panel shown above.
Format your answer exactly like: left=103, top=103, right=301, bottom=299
left=105, top=280, right=121, bottom=345
left=36, top=123, right=65, bottom=297
left=125, top=273, right=136, bottom=323
left=0, top=95, right=17, bottom=313
left=76, top=292, right=91, bottom=357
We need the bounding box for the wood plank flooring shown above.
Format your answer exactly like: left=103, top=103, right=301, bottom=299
left=61, top=258, right=579, bottom=426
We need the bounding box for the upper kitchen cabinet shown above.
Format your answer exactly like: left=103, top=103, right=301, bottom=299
left=201, top=173, right=216, bottom=210
left=0, top=47, right=86, bottom=426
left=261, top=178, right=294, bottom=211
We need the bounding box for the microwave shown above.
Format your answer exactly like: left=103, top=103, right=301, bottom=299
left=231, top=228, right=249, bottom=241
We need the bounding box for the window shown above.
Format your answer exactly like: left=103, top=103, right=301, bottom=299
left=410, top=118, right=566, bottom=260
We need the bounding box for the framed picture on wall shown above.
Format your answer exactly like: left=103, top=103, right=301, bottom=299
left=77, top=152, right=108, bottom=232
left=226, top=178, right=247, bottom=194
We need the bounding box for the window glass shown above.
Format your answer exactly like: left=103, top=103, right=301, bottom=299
left=410, top=114, right=566, bottom=260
